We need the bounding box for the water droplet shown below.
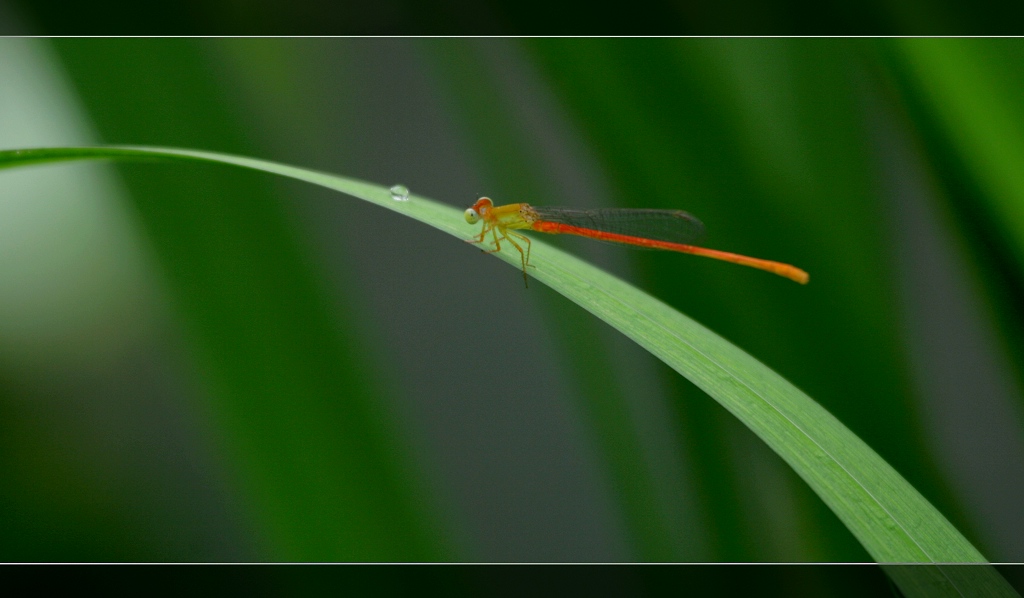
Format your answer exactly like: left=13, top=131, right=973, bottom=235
left=389, top=184, right=410, bottom=202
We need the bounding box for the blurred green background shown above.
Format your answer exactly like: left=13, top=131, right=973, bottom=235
left=1, top=14, right=1023, bottom=592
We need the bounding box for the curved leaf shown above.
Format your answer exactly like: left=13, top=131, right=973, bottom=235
left=0, top=146, right=1015, bottom=595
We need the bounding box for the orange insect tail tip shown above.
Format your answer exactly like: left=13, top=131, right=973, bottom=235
left=789, top=269, right=810, bottom=284
left=683, top=245, right=809, bottom=284
left=772, top=265, right=809, bottom=284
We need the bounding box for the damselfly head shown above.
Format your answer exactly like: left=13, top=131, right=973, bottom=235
left=465, top=197, right=493, bottom=224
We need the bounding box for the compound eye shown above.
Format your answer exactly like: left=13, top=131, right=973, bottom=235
left=464, top=208, right=480, bottom=224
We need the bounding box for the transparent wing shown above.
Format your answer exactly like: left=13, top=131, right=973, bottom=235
left=532, top=207, right=706, bottom=245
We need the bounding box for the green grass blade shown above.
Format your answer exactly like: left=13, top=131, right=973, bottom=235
left=522, top=38, right=965, bottom=564
left=0, top=146, right=1016, bottom=593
